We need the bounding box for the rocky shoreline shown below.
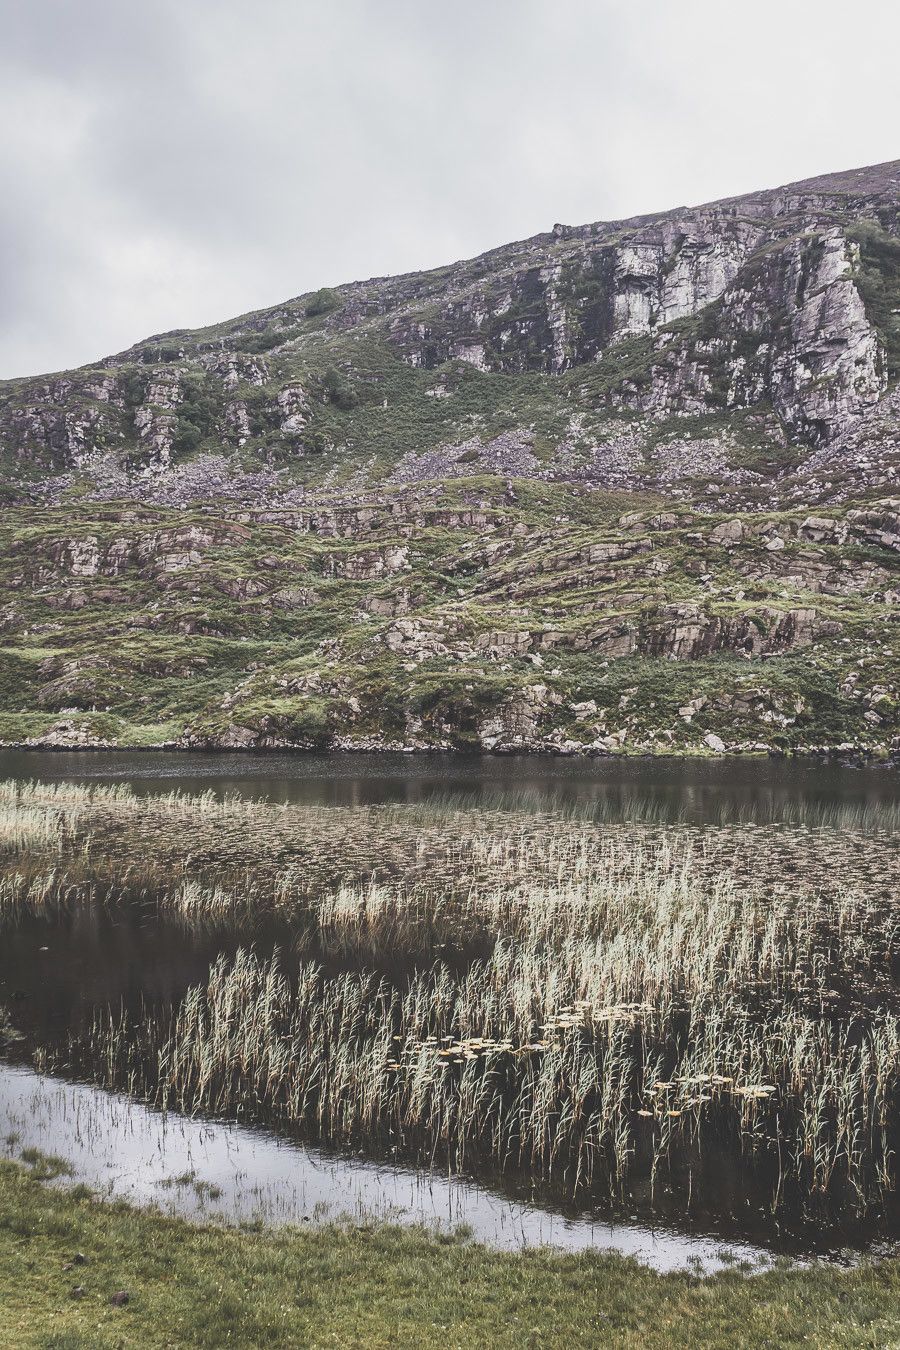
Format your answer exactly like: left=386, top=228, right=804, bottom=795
left=4, top=730, right=897, bottom=763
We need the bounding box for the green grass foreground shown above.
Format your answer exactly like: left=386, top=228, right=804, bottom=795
left=1, top=1163, right=899, bottom=1348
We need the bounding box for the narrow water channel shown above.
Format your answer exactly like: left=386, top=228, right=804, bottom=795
left=0, top=1061, right=795, bottom=1272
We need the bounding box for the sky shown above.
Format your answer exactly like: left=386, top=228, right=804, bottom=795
left=2, top=0, right=898, bottom=379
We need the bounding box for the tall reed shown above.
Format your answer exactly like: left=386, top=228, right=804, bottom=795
left=8, top=777, right=899, bottom=1225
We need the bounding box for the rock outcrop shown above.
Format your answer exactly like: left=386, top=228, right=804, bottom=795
left=1, top=160, right=899, bottom=756
left=1, top=158, right=898, bottom=505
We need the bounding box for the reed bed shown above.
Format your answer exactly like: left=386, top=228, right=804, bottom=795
left=4, top=777, right=899, bottom=1227
left=1, top=779, right=897, bottom=925
left=0, top=801, right=62, bottom=855
left=53, top=937, right=899, bottom=1222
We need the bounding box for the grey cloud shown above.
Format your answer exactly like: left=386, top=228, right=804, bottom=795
left=1, top=0, right=898, bottom=377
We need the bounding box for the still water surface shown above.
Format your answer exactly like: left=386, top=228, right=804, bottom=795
left=0, top=1062, right=772, bottom=1272
left=1, top=748, right=897, bottom=824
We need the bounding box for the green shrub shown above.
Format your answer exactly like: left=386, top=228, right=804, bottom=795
left=849, top=222, right=900, bottom=376
left=141, top=342, right=184, bottom=364
left=119, top=368, right=147, bottom=408
left=305, top=288, right=341, bottom=318
left=322, top=367, right=358, bottom=411
left=237, top=326, right=303, bottom=354
left=173, top=374, right=220, bottom=455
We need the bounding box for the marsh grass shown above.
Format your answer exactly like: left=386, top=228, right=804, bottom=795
left=1, top=780, right=897, bottom=924
left=4, top=778, right=900, bottom=1232
left=157, top=1171, right=224, bottom=1202
left=0, top=800, right=61, bottom=854
left=18, top=1147, right=75, bottom=1182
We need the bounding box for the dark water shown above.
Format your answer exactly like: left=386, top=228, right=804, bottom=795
left=0, top=748, right=897, bottom=825
left=1, top=750, right=898, bottom=1265
left=0, top=901, right=289, bottom=1048
left=2, top=898, right=896, bottom=1266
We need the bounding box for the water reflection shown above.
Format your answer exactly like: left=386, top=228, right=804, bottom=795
left=0, top=749, right=897, bottom=827
left=0, top=902, right=294, bottom=1047
left=0, top=1060, right=781, bottom=1271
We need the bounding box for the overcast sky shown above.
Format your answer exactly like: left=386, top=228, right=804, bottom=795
left=2, top=0, right=898, bottom=379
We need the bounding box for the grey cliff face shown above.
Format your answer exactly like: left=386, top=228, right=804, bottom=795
left=0, top=158, right=898, bottom=505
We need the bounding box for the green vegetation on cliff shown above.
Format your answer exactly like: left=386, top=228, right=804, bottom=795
left=0, top=479, right=898, bottom=754
left=1, top=161, right=899, bottom=755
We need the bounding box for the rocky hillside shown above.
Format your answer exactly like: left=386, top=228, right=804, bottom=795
left=2, top=160, right=900, bottom=755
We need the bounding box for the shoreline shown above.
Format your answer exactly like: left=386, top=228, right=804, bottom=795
left=0, top=1059, right=784, bottom=1272
left=2, top=737, right=897, bottom=764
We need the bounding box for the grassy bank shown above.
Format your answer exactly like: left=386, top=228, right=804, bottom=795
left=1, top=1161, right=899, bottom=1349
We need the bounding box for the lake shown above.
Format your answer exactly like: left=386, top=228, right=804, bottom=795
left=1, top=750, right=898, bottom=1269
left=0, top=748, right=897, bottom=825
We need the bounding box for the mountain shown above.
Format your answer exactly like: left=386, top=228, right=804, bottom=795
left=1, top=160, right=900, bottom=756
